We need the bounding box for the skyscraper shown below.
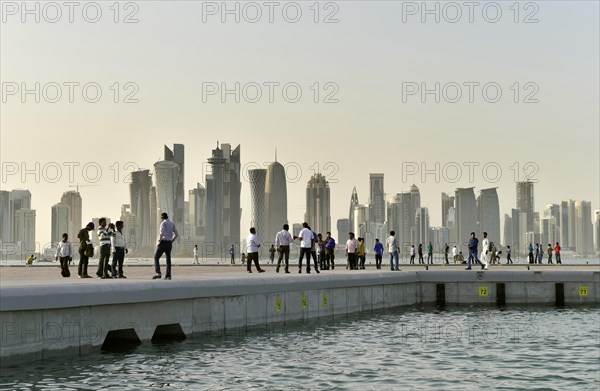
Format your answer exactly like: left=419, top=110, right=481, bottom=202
left=9, top=189, right=31, bottom=242
left=221, top=144, right=241, bottom=249
left=560, top=201, right=569, bottom=248
left=595, top=210, right=600, bottom=253
left=369, top=174, right=385, bottom=224
left=60, top=191, right=82, bottom=238
left=0, top=191, right=9, bottom=243
left=188, top=183, right=206, bottom=241
left=264, top=159, right=287, bottom=247
left=164, top=144, right=185, bottom=229
left=337, top=218, right=349, bottom=242
left=305, top=173, right=331, bottom=235
left=130, top=170, right=153, bottom=249
left=516, top=181, right=535, bottom=233
left=567, top=199, right=576, bottom=250
left=477, top=188, right=500, bottom=245
left=348, top=187, right=359, bottom=236
left=205, top=145, right=226, bottom=246
left=454, top=187, right=476, bottom=249
left=149, top=186, right=158, bottom=245
left=14, top=208, right=36, bottom=254
left=248, top=169, right=267, bottom=240
left=415, top=207, right=430, bottom=245
left=353, top=204, right=370, bottom=238
left=441, top=192, right=455, bottom=228
left=503, top=213, right=512, bottom=247
left=153, top=160, right=179, bottom=222
left=575, top=200, right=593, bottom=256
left=51, top=203, right=69, bottom=245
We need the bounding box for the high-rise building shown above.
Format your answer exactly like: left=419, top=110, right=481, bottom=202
left=130, top=170, right=153, bottom=249
left=9, top=190, right=31, bottom=242
left=353, top=204, right=370, bottom=238
left=60, top=191, right=82, bottom=238
left=415, top=207, right=430, bottom=246
left=441, top=192, right=455, bottom=228
left=120, top=204, right=137, bottom=250
left=567, top=199, right=577, bottom=250
left=264, top=159, right=286, bottom=247
left=149, top=186, right=158, bottom=245
left=164, top=144, right=185, bottom=229
left=575, top=201, right=593, bottom=256
left=348, top=187, right=359, bottom=237
left=188, top=183, right=206, bottom=241
left=519, top=211, right=529, bottom=252
left=51, top=203, right=69, bottom=245
left=503, top=213, right=512, bottom=247
left=386, top=194, right=402, bottom=237
left=595, top=210, right=600, bottom=253
left=544, top=204, right=560, bottom=247
left=560, top=201, right=569, bottom=248
left=221, top=144, right=241, bottom=250
left=154, top=160, right=179, bottom=222
left=248, top=169, right=267, bottom=240
left=516, top=181, right=535, bottom=233
left=511, top=208, right=521, bottom=254
left=429, top=227, right=450, bottom=251
left=477, top=188, right=500, bottom=245
left=14, top=208, right=36, bottom=253
left=369, top=174, right=385, bottom=224
left=540, top=217, right=557, bottom=248
left=454, top=187, right=476, bottom=249
left=0, top=190, right=9, bottom=243
left=337, top=218, right=349, bottom=243
left=305, top=173, right=331, bottom=235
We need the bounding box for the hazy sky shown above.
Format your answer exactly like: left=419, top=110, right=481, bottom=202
left=1, top=1, right=599, bottom=245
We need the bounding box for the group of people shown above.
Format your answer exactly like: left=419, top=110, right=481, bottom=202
left=528, top=242, right=562, bottom=264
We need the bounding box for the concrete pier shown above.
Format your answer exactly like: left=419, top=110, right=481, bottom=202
left=1, top=266, right=599, bottom=363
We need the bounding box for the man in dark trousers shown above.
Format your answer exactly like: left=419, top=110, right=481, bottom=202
left=153, top=212, right=179, bottom=280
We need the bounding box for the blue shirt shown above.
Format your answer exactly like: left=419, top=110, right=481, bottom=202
left=374, top=242, right=384, bottom=255
left=468, top=238, right=479, bottom=251
left=159, top=219, right=178, bottom=242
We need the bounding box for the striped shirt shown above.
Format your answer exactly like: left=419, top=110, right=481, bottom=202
left=98, top=227, right=112, bottom=246
left=159, top=219, right=179, bottom=242
left=56, top=240, right=72, bottom=258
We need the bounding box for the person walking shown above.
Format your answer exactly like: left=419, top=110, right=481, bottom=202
left=480, top=232, right=490, bottom=270
left=506, top=245, right=513, bottom=264
left=547, top=244, right=553, bottom=264
left=554, top=242, right=562, bottom=264
left=110, top=221, right=128, bottom=278
left=77, top=222, right=94, bottom=278
left=55, top=233, right=72, bottom=277
left=309, top=227, right=319, bottom=271
left=346, top=232, right=359, bottom=270
left=374, top=238, right=384, bottom=269
left=275, top=224, right=293, bottom=273
left=246, top=227, right=265, bottom=273
left=152, top=212, right=179, bottom=280
left=452, top=245, right=458, bottom=264
left=358, top=237, right=366, bottom=269
left=427, top=242, right=433, bottom=264
left=417, top=243, right=424, bottom=264
left=317, top=234, right=326, bottom=270
left=229, top=245, right=235, bottom=264
left=444, top=243, right=450, bottom=264
left=295, top=222, right=318, bottom=273
left=386, top=231, right=400, bottom=271
left=193, top=245, right=199, bottom=265
left=410, top=245, right=415, bottom=264
left=96, top=218, right=113, bottom=279
left=324, top=232, right=336, bottom=270
left=269, top=244, right=276, bottom=264
left=466, top=232, right=483, bottom=270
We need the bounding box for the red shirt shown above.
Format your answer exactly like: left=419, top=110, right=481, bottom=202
left=554, top=245, right=561, bottom=254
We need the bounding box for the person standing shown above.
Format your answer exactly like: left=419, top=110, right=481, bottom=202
left=308, top=227, right=319, bottom=271
left=538, top=243, right=544, bottom=264
left=417, top=243, right=424, bottom=264
left=534, top=243, right=540, bottom=264
left=193, top=245, right=199, bottom=265
left=452, top=245, right=458, bottom=264
left=410, top=245, right=415, bottom=264
left=554, top=242, right=562, bottom=264
left=55, top=233, right=72, bottom=277
left=229, top=245, right=235, bottom=264
left=96, top=218, right=113, bottom=279
left=466, top=232, right=483, bottom=270
left=111, top=221, right=128, bottom=278
left=269, top=244, right=276, bottom=264
left=77, top=222, right=94, bottom=278
left=386, top=231, right=400, bottom=271
left=480, top=232, right=490, bottom=270
left=346, top=232, right=359, bottom=270
left=324, top=232, right=336, bottom=270
left=246, top=227, right=265, bottom=273
left=275, top=224, right=294, bottom=273
left=374, top=238, right=384, bottom=269
left=357, top=237, right=366, bottom=269
left=528, top=243, right=534, bottom=264
left=547, top=244, right=553, bottom=264
left=427, top=242, right=433, bottom=264
left=317, top=233, right=326, bottom=270
left=295, top=222, right=318, bottom=273
left=444, top=243, right=450, bottom=265
left=152, top=212, right=179, bottom=280
left=506, top=245, right=513, bottom=264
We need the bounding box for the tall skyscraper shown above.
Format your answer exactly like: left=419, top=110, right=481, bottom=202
left=248, top=169, right=267, bottom=240
left=511, top=208, right=521, bottom=254
left=305, top=173, right=331, bottom=235
left=149, top=186, right=158, bottom=245
left=153, top=160, right=180, bottom=222
left=221, top=144, right=241, bottom=249
left=560, top=201, right=569, bottom=248
left=188, top=183, right=206, bottom=240
left=595, top=209, right=600, bottom=253
left=0, top=190, right=9, bottom=243
left=454, top=187, right=476, bottom=249
left=120, top=204, right=137, bottom=249
left=264, top=159, right=287, bottom=247
left=60, top=191, right=82, bottom=238
left=477, top=188, right=500, bottom=244
left=9, top=190, right=31, bottom=242
left=415, top=207, right=430, bottom=245
left=540, top=217, right=557, bottom=248
left=386, top=194, right=402, bottom=236
left=51, top=203, right=69, bottom=245
left=130, top=170, right=153, bottom=249
left=369, top=173, right=385, bottom=224
left=348, top=187, right=359, bottom=237
left=14, top=208, right=36, bottom=253
left=575, top=200, right=593, bottom=256
left=337, top=218, right=349, bottom=242
left=544, top=204, right=560, bottom=247
left=441, top=192, right=455, bottom=228
left=516, top=181, right=535, bottom=233
left=353, top=204, right=370, bottom=238
left=503, top=213, right=512, bottom=247
left=567, top=199, right=576, bottom=249
left=164, top=144, right=185, bottom=229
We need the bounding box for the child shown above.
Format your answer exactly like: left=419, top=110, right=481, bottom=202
left=25, top=254, right=36, bottom=266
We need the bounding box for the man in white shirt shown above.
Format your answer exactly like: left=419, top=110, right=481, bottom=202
left=193, top=245, right=199, bottom=265
left=294, top=222, right=319, bottom=274
left=246, top=227, right=265, bottom=273
left=346, top=232, right=359, bottom=270
left=480, top=232, right=490, bottom=270
left=55, top=232, right=72, bottom=278
left=452, top=245, right=458, bottom=264
left=275, top=224, right=293, bottom=273
left=111, top=221, right=128, bottom=278
left=386, top=231, right=400, bottom=271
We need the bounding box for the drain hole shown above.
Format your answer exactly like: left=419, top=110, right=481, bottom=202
left=151, top=324, right=186, bottom=343
left=101, top=329, right=141, bottom=353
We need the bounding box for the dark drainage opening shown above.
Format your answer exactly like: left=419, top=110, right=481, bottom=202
left=496, top=283, right=506, bottom=306
left=555, top=283, right=565, bottom=307
left=101, top=329, right=141, bottom=353
left=436, top=284, right=445, bottom=307
left=152, top=324, right=186, bottom=343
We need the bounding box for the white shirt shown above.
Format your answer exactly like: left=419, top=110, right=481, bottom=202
left=298, top=228, right=313, bottom=248
left=247, top=233, right=260, bottom=253
left=111, top=230, right=126, bottom=248
left=193, top=247, right=198, bottom=257
left=386, top=235, right=398, bottom=253
left=56, top=240, right=72, bottom=258
left=346, top=238, right=359, bottom=253
left=452, top=247, right=458, bottom=257
left=482, top=238, right=490, bottom=253
left=410, top=247, right=415, bottom=256
left=276, top=230, right=293, bottom=246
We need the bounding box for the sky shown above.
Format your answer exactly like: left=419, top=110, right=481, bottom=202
left=1, top=0, right=599, bottom=247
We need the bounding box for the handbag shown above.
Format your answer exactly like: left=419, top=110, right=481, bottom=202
left=85, top=244, right=94, bottom=257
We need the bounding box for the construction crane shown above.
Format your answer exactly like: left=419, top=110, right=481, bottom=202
left=68, top=183, right=100, bottom=192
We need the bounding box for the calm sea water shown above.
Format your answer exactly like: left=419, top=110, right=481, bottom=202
left=1, top=306, right=599, bottom=390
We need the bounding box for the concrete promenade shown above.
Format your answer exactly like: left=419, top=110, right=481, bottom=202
left=1, top=264, right=599, bottom=363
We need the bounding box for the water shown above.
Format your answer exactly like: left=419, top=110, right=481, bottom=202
left=1, top=306, right=599, bottom=390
